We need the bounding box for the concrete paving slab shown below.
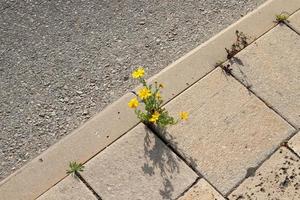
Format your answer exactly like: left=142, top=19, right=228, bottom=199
left=289, top=10, right=300, bottom=30
left=229, top=25, right=300, bottom=128
left=228, top=147, right=300, bottom=200
left=80, top=124, right=198, bottom=200
left=37, top=176, right=96, bottom=200
left=161, top=67, right=295, bottom=195
left=288, top=131, right=300, bottom=157
left=178, top=179, right=224, bottom=200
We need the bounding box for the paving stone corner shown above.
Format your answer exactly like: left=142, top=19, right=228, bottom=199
left=288, top=131, right=300, bottom=157
left=177, top=179, right=225, bottom=200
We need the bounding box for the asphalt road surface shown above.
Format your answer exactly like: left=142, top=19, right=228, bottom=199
left=0, top=0, right=265, bottom=181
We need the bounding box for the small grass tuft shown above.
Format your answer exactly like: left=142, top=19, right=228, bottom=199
left=66, top=161, right=84, bottom=175
left=275, top=13, right=289, bottom=23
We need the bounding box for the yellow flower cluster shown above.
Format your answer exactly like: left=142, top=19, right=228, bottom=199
left=128, top=67, right=189, bottom=126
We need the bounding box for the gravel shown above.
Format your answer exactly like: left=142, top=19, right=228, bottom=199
left=0, top=0, right=265, bottom=181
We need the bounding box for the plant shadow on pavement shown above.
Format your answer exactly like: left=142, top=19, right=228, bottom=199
left=229, top=57, right=253, bottom=93
left=142, top=125, right=198, bottom=200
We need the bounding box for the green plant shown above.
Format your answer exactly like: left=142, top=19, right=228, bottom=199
left=66, top=161, right=84, bottom=175
left=275, top=13, right=289, bottom=23
left=128, top=67, right=188, bottom=127
left=225, top=30, right=248, bottom=59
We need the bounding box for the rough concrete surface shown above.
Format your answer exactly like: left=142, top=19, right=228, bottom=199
left=229, top=147, right=300, bottom=200
left=81, top=124, right=198, bottom=200
left=0, top=0, right=265, bottom=181
left=178, top=179, right=224, bottom=200
left=162, top=67, right=295, bottom=195
left=36, top=175, right=97, bottom=200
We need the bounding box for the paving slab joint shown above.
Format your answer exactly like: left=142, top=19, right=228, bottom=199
left=229, top=67, right=298, bottom=130
left=75, top=172, right=102, bottom=200
left=284, top=20, right=300, bottom=35
left=146, top=123, right=201, bottom=176
left=145, top=122, right=228, bottom=198
left=286, top=142, right=300, bottom=159
left=174, top=177, right=201, bottom=200
left=283, top=8, right=300, bottom=35
left=227, top=130, right=298, bottom=197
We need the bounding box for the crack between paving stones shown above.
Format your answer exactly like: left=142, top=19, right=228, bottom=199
left=226, top=141, right=299, bottom=197
left=229, top=71, right=298, bottom=130
left=81, top=121, right=141, bottom=165
left=174, top=177, right=200, bottom=200
left=75, top=172, right=102, bottom=200
left=286, top=144, right=300, bottom=159
left=284, top=21, right=300, bottom=35
left=284, top=8, right=300, bottom=36
left=144, top=122, right=227, bottom=199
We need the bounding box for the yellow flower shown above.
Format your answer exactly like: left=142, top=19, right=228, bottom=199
left=138, top=87, right=151, bottom=100
left=179, top=111, right=189, bottom=120
left=149, top=111, right=160, bottom=123
left=132, top=67, right=145, bottom=79
left=128, top=98, right=139, bottom=108
left=156, top=92, right=161, bottom=99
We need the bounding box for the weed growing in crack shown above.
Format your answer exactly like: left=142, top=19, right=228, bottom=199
left=128, top=67, right=188, bottom=128
left=214, top=61, right=233, bottom=76
left=66, top=161, right=84, bottom=176
left=275, top=13, right=289, bottom=23
left=219, top=63, right=232, bottom=76
left=225, top=30, right=249, bottom=59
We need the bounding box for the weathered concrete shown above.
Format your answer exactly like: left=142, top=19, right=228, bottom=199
left=228, top=147, right=300, bottom=200
left=178, top=179, right=224, bottom=200
left=81, top=124, right=198, bottom=200
left=288, top=131, right=300, bottom=157
left=37, top=176, right=96, bottom=200
left=229, top=25, right=300, bottom=128
left=290, top=10, right=300, bottom=30
left=162, top=68, right=295, bottom=195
